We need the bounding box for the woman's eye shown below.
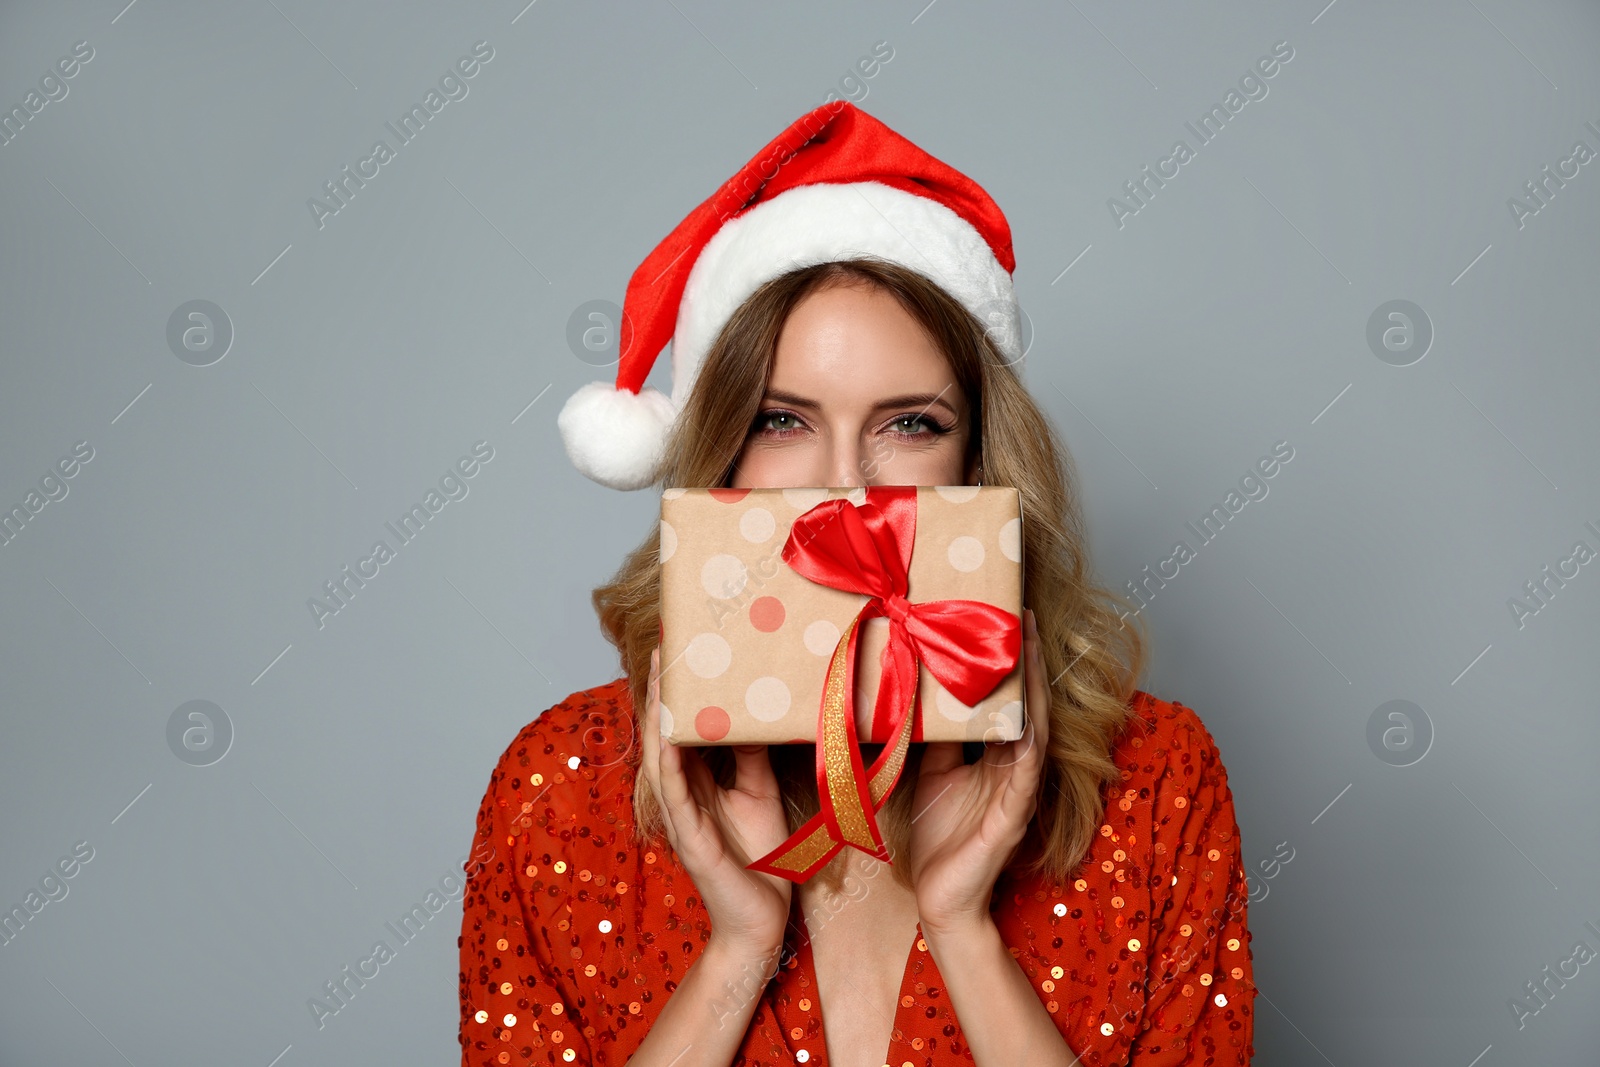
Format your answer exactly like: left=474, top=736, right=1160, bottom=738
left=755, top=410, right=803, bottom=435
left=754, top=411, right=947, bottom=438
left=890, top=414, right=945, bottom=436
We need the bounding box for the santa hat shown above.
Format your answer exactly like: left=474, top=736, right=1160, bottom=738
left=557, top=100, right=1022, bottom=491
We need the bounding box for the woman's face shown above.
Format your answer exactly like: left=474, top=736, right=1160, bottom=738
left=729, top=282, right=978, bottom=489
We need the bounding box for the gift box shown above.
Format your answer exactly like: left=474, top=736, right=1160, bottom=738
left=657, top=484, right=1026, bottom=749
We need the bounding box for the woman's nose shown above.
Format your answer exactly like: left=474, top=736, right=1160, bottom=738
left=830, top=446, right=874, bottom=487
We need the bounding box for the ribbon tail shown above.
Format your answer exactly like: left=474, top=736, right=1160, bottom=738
left=858, top=679, right=916, bottom=863
left=820, top=615, right=881, bottom=854
left=745, top=684, right=916, bottom=882
left=747, top=614, right=917, bottom=880
left=747, top=616, right=874, bottom=879
left=745, top=809, right=848, bottom=883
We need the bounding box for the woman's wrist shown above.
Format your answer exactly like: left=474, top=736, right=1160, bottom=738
left=704, top=933, right=785, bottom=978
left=919, top=910, right=1000, bottom=959
left=916, top=893, right=995, bottom=941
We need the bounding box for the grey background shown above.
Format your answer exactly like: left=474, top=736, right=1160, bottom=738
left=2, top=0, right=1597, bottom=1064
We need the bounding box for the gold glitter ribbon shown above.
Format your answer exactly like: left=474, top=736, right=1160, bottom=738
left=753, top=616, right=916, bottom=878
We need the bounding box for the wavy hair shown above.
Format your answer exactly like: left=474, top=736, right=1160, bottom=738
left=595, top=258, right=1147, bottom=895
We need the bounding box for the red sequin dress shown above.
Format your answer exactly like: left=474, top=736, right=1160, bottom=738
left=458, top=677, right=1255, bottom=1065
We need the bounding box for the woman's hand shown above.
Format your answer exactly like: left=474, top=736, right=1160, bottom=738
left=640, top=645, right=795, bottom=960
left=907, top=608, right=1052, bottom=934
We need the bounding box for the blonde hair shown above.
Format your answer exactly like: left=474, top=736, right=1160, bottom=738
left=595, top=258, right=1147, bottom=894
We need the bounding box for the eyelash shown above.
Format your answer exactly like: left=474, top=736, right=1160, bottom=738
left=752, top=409, right=951, bottom=441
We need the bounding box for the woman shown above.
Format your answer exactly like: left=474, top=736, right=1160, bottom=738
left=459, top=102, right=1254, bottom=1066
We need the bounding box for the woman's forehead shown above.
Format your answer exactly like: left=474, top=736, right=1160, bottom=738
left=768, top=287, right=964, bottom=409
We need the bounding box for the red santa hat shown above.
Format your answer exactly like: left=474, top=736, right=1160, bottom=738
left=558, top=100, right=1022, bottom=491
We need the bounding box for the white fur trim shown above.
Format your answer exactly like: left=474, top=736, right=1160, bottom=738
left=557, top=380, right=677, bottom=491
left=670, top=181, right=1019, bottom=407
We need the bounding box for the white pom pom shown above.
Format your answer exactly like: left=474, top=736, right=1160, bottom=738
left=557, top=381, right=677, bottom=491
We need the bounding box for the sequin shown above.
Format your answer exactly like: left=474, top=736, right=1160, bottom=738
left=458, top=678, right=1256, bottom=1064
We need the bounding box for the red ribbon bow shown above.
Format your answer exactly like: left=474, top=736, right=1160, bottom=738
left=747, top=486, right=1021, bottom=883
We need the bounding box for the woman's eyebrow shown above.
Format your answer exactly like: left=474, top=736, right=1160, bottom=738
left=761, top=386, right=959, bottom=418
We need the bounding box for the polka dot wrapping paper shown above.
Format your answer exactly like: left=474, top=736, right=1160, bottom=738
left=658, top=484, right=1025, bottom=746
